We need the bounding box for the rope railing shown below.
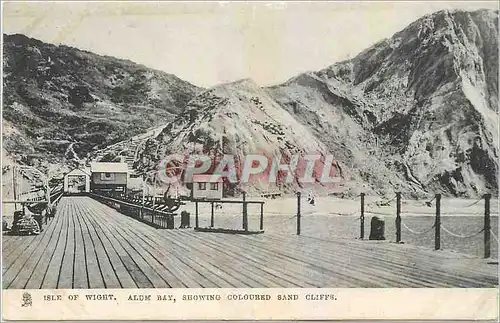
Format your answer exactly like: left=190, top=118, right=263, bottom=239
left=463, top=197, right=484, bottom=208
left=401, top=220, right=435, bottom=235
left=329, top=211, right=359, bottom=216
left=491, top=230, right=498, bottom=243
left=353, top=192, right=495, bottom=258
left=440, top=225, right=484, bottom=239
left=291, top=191, right=496, bottom=257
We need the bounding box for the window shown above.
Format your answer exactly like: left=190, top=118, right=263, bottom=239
left=198, top=182, right=206, bottom=190
left=210, top=183, right=219, bottom=190
left=100, top=173, right=115, bottom=181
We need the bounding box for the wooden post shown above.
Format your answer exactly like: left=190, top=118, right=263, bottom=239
left=484, top=193, right=491, bottom=259
left=297, top=192, right=301, bottom=235
left=242, top=192, right=248, bottom=231
left=396, top=192, right=402, bottom=243
left=195, top=201, right=199, bottom=228
left=210, top=202, right=215, bottom=227
left=434, top=194, right=441, bottom=250
left=360, top=193, right=365, bottom=239
left=259, top=203, right=264, bottom=230
left=12, top=166, right=18, bottom=211
left=45, top=177, right=51, bottom=209
left=152, top=177, right=156, bottom=211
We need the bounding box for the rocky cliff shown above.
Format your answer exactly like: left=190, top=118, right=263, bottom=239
left=135, top=9, right=498, bottom=197
left=2, top=33, right=201, bottom=169
left=268, top=9, right=499, bottom=197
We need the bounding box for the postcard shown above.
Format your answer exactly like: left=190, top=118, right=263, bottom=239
left=1, top=1, right=499, bottom=321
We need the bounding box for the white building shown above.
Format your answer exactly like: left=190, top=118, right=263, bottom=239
left=191, top=174, right=223, bottom=200
left=63, top=168, right=91, bottom=194
left=90, top=162, right=129, bottom=193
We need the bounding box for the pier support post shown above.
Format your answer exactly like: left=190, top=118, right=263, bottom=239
left=210, top=202, right=214, bottom=228
left=242, top=192, right=248, bottom=231
left=195, top=202, right=199, bottom=229
left=484, top=193, right=491, bottom=259
left=259, top=203, right=264, bottom=230
left=396, top=192, right=402, bottom=243
left=297, top=192, right=301, bottom=235
left=12, top=166, right=18, bottom=211
left=360, top=193, right=365, bottom=240
left=434, top=194, right=441, bottom=250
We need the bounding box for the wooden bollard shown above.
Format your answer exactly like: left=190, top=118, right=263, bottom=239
left=297, top=192, right=301, bottom=235
left=369, top=216, right=385, bottom=240
left=360, top=193, right=365, bottom=239
left=396, top=192, right=402, bottom=243
left=434, top=194, right=441, bottom=250
left=484, top=193, right=491, bottom=258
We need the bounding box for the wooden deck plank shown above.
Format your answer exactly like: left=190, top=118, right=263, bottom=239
left=2, top=235, right=22, bottom=251
left=191, top=230, right=378, bottom=287
left=88, top=199, right=180, bottom=288
left=72, top=201, right=90, bottom=288
left=79, top=199, right=153, bottom=288
left=91, top=210, right=208, bottom=288
left=182, top=231, right=348, bottom=287
left=175, top=231, right=310, bottom=287
left=82, top=214, right=137, bottom=288
left=3, top=211, right=61, bottom=289
left=78, top=202, right=122, bottom=288
left=114, top=209, right=334, bottom=288
left=235, top=234, right=430, bottom=288
left=42, top=199, right=71, bottom=289
left=101, top=210, right=250, bottom=288
left=252, top=234, right=493, bottom=287
left=57, top=199, right=76, bottom=288
left=80, top=203, right=136, bottom=288
left=100, top=202, right=283, bottom=288
left=242, top=234, right=455, bottom=287
left=129, top=229, right=245, bottom=288
left=24, top=203, right=68, bottom=289
left=2, top=234, right=37, bottom=270
left=89, top=200, right=186, bottom=288
left=258, top=234, right=496, bottom=287
left=75, top=203, right=105, bottom=289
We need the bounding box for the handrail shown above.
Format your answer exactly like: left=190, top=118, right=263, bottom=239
left=89, top=193, right=177, bottom=216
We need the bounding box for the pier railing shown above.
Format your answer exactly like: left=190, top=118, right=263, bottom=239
left=88, top=193, right=177, bottom=229
left=291, top=192, right=497, bottom=259
left=357, top=192, right=496, bottom=258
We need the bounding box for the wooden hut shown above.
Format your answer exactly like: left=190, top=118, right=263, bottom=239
left=90, top=162, right=129, bottom=194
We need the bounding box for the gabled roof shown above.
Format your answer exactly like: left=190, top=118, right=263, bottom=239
left=192, top=174, right=223, bottom=183
left=90, top=162, right=129, bottom=173
left=65, top=168, right=91, bottom=177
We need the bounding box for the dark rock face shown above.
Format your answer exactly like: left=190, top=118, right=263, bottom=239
left=2, top=33, right=201, bottom=167
left=268, top=9, right=499, bottom=198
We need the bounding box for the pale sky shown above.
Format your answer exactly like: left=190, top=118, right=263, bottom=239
left=2, top=1, right=498, bottom=87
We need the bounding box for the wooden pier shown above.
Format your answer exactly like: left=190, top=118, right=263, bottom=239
left=2, top=197, right=498, bottom=289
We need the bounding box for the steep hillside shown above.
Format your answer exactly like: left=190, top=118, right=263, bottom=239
left=134, top=79, right=347, bottom=195
left=2, top=33, right=201, bottom=169
left=268, top=9, right=499, bottom=197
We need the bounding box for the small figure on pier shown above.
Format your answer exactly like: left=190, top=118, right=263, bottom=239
left=307, top=191, right=316, bottom=206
